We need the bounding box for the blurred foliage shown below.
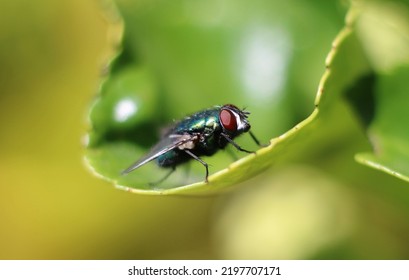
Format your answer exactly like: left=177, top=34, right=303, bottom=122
left=1, top=0, right=409, bottom=260
left=346, top=0, right=409, bottom=183
left=85, top=0, right=347, bottom=193
left=86, top=0, right=409, bottom=194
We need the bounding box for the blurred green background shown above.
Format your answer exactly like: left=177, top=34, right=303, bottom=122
left=1, top=0, right=409, bottom=259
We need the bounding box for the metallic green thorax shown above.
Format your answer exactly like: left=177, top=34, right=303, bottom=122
left=173, top=107, right=224, bottom=151
left=157, top=106, right=226, bottom=167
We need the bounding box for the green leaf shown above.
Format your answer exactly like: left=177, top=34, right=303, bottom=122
left=345, top=0, right=409, bottom=182
left=354, top=66, right=409, bottom=183
left=85, top=1, right=373, bottom=195
left=87, top=65, right=160, bottom=148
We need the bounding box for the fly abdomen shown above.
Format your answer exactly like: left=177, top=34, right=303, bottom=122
left=156, top=149, right=191, bottom=168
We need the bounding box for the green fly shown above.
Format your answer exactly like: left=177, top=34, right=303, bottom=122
left=122, top=104, right=262, bottom=183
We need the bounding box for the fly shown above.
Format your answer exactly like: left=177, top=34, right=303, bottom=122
left=121, top=104, right=262, bottom=183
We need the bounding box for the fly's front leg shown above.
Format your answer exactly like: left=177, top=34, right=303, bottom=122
left=220, top=132, right=254, bottom=154
left=249, top=130, right=269, bottom=147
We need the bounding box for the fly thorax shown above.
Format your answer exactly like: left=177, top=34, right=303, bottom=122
left=205, top=117, right=216, bottom=129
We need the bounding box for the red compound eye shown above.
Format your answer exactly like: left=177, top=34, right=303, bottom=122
left=220, top=109, right=237, bottom=131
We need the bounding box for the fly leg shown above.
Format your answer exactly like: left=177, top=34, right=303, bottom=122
left=249, top=130, right=268, bottom=147
left=181, top=163, right=192, bottom=184
left=184, top=150, right=209, bottom=183
left=226, top=146, right=239, bottom=161
left=221, top=132, right=254, bottom=153
left=148, top=166, right=175, bottom=186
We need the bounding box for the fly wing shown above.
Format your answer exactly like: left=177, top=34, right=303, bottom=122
left=121, top=133, right=197, bottom=175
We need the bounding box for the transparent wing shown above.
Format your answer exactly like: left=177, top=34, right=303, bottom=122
left=121, top=134, right=197, bottom=175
